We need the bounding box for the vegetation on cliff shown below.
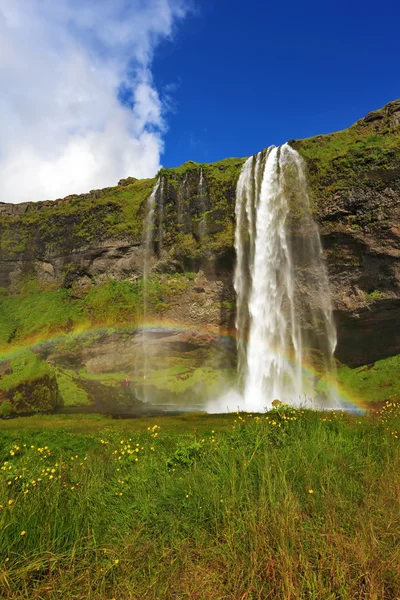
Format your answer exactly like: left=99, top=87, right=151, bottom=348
left=0, top=274, right=193, bottom=350
left=293, top=99, right=400, bottom=224
left=0, top=177, right=155, bottom=258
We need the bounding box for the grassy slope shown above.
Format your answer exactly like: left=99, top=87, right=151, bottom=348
left=0, top=274, right=193, bottom=351
left=0, top=407, right=399, bottom=599
left=294, top=100, right=400, bottom=217
left=337, top=354, right=400, bottom=404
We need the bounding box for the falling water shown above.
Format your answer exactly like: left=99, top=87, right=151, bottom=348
left=141, top=179, right=160, bottom=395
left=157, top=177, right=165, bottom=252
left=234, top=144, right=340, bottom=410
left=198, top=168, right=207, bottom=240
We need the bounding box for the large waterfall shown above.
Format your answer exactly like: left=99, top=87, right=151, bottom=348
left=234, top=144, right=340, bottom=410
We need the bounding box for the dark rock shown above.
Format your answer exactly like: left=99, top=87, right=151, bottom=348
left=152, top=259, right=184, bottom=274
left=364, top=111, right=385, bottom=123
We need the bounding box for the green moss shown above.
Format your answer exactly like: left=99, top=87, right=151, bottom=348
left=0, top=177, right=156, bottom=262
left=0, top=274, right=193, bottom=350
left=364, top=290, right=387, bottom=301
left=337, top=354, right=400, bottom=404
left=0, top=351, right=52, bottom=393
left=293, top=102, right=400, bottom=218
left=55, top=370, right=90, bottom=406
left=158, top=157, right=245, bottom=260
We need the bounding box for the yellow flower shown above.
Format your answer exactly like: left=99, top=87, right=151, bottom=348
left=308, top=489, right=314, bottom=494
left=20, top=531, right=26, bottom=536
left=8, top=499, right=14, bottom=505
left=114, top=559, right=119, bottom=565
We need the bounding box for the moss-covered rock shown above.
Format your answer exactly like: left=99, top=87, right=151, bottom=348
left=0, top=351, right=59, bottom=414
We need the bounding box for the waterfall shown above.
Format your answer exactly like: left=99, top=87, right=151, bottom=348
left=157, top=177, right=165, bottom=252
left=141, top=179, right=160, bottom=394
left=234, top=144, right=340, bottom=410
left=198, top=168, right=207, bottom=240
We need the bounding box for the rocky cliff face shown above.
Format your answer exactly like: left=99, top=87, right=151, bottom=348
left=294, top=100, right=400, bottom=365
left=0, top=100, right=399, bottom=412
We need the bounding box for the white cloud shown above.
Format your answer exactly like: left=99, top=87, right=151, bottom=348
left=0, top=0, right=188, bottom=203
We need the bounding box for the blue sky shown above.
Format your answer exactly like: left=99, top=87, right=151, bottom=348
left=1, top=0, right=399, bottom=202
left=153, top=0, right=400, bottom=166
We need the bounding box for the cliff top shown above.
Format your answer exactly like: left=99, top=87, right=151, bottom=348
left=1, top=99, right=399, bottom=214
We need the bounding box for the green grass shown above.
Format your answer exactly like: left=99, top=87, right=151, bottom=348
left=0, top=406, right=399, bottom=599
left=337, top=354, right=400, bottom=404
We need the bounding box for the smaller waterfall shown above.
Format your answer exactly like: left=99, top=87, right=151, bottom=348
left=141, top=179, right=160, bottom=393
left=198, top=168, right=207, bottom=240
left=177, top=172, right=189, bottom=231
left=157, top=177, right=165, bottom=252
left=234, top=144, right=340, bottom=411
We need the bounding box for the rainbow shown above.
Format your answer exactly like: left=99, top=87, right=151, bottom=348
left=0, top=319, right=367, bottom=414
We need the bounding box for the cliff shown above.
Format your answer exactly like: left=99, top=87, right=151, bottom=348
left=0, top=100, right=399, bottom=413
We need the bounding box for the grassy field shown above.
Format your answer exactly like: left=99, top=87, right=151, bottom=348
left=0, top=405, right=399, bottom=599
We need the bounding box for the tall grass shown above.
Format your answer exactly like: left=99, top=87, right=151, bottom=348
left=0, top=404, right=399, bottom=599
